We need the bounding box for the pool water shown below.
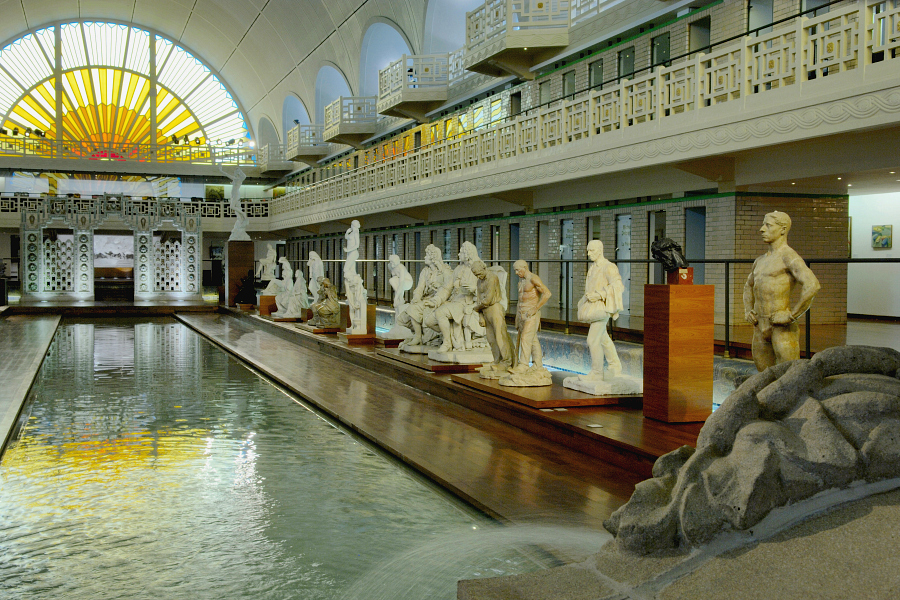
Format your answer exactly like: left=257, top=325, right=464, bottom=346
left=0, top=318, right=559, bottom=599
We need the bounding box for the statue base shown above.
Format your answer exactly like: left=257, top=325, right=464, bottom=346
left=225, top=240, right=254, bottom=306
left=428, top=347, right=493, bottom=365
left=338, top=332, right=376, bottom=345
left=236, top=303, right=254, bottom=311
left=562, top=373, right=643, bottom=395
left=296, top=323, right=341, bottom=334
left=398, top=343, right=435, bottom=355
left=451, top=372, right=635, bottom=408
left=499, top=365, right=553, bottom=387
left=478, top=362, right=512, bottom=380
left=377, top=348, right=482, bottom=373
left=258, top=295, right=277, bottom=316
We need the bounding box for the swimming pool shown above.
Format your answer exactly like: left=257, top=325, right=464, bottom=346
left=0, top=318, right=564, bottom=599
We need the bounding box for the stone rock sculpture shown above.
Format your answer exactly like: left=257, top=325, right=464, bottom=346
left=605, top=345, right=900, bottom=555
left=471, top=261, right=515, bottom=378
left=398, top=244, right=453, bottom=352
left=383, top=254, right=414, bottom=340
left=500, top=260, right=553, bottom=387
left=650, top=237, right=689, bottom=273
left=345, top=270, right=368, bottom=334
left=256, top=243, right=278, bottom=281
left=310, top=276, right=340, bottom=328
left=743, top=211, right=820, bottom=371
left=563, top=240, right=641, bottom=395
left=307, top=251, right=324, bottom=299
left=426, top=241, right=492, bottom=363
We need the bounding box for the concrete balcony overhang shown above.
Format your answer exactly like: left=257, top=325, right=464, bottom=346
left=464, top=0, right=570, bottom=80
left=286, top=124, right=332, bottom=165
left=323, top=97, right=378, bottom=149
left=378, top=55, right=450, bottom=123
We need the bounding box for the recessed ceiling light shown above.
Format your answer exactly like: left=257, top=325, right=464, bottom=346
left=847, top=184, right=852, bottom=187
left=791, top=182, right=796, bottom=185
left=837, top=177, right=842, bottom=180
left=890, top=171, right=895, bottom=174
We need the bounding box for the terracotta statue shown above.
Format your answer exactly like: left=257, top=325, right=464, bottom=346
left=743, top=211, right=820, bottom=371
left=563, top=240, right=641, bottom=395
left=398, top=244, right=452, bottom=351
left=310, top=276, right=340, bottom=328
left=471, top=261, right=514, bottom=378
left=500, top=260, right=552, bottom=387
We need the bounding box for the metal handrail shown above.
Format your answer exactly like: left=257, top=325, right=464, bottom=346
left=274, top=255, right=900, bottom=359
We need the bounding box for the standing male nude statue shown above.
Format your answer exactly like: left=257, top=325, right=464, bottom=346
left=743, top=211, right=820, bottom=371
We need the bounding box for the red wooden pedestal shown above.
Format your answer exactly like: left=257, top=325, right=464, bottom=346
left=643, top=284, right=714, bottom=423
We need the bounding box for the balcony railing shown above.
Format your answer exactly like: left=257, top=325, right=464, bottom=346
left=377, top=54, right=451, bottom=121
left=323, top=96, right=379, bottom=147
left=0, top=194, right=271, bottom=220
left=466, top=0, right=571, bottom=50
left=272, top=0, right=899, bottom=218
left=258, top=143, right=294, bottom=173
left=0, top=137, right=258, bottom=166
left=286, top=124, right=332, bottom=163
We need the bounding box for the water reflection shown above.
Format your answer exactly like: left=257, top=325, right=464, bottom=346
left=0, top=318, right=551, bottom=599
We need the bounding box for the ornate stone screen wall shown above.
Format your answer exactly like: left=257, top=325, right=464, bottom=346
left=21, top=196, right=201, bottom=301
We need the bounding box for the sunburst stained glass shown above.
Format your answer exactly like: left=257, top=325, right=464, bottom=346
left=0, top=22, right=248, bottom=160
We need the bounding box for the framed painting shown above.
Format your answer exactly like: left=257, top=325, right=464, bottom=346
left=872, top=225, right=892, bottom=249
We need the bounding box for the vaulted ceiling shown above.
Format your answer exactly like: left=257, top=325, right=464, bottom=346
left=0, top=0, right=427, bottom=141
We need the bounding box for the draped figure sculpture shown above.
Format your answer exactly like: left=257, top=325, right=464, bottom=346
left=743, top=211, right=820, bottom=371
left=219, top=166, right=250, bottom=242
left=345, top=271, right=369, bottom=335
left=563, top=240, right=642, bottom=395
left=257, top=243, right=278, bottom=281
left=273, top=263, right=310, bottom=319
left=307, top=252, right=324, bottom=300
left=343, top=220, right=360, bottom=278
left=310, top=276, right=340, bottom=328
left=398, top=245, right=453, bottom=352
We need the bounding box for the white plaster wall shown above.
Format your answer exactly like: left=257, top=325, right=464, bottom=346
left=848, top=193, right=900, bottom=317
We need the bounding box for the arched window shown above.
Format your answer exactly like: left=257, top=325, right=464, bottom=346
left=0, top=22, right=249, bottom=159
left=314, top=65, right=352, bottom=125
left=359, top=22, right=412, bottom=97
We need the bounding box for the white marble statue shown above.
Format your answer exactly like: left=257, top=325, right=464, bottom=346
left=265, top=256, right=292, bottom=298
left=343, top=219, right=360, bottom=278
left=743, top=211, right=820, bottom=371
left=307, top=251, right=324, bottom=299
left=426, top=241, right=494, bottom=364
left=274, top=267, right=310, bottom=319
left=398, top=244, right=453, bottom=352
left=345, top=270, right=369, bottom=335
left=563, top=240, right=642, bottom=395
left=220, top=166, right=250, bottom=242
left=257, top=243, right=278, bottom=281
left=383, top=254, right=414, bottom=340
left=499, top=260, right=553, bottom=387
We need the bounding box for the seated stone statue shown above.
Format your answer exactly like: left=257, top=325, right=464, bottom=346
left=272, top=257, right=294, bottom=314
left=309, top=276, right=340, bottom=328
left=345, top=271, right=368, bottom=334
left=425, top=241, right=487, bottom=354
left=273, top=269, right=309, bottom=319
left=398, top=244, right=452, bottom=351
left=650, top=237, right=689, bottom=273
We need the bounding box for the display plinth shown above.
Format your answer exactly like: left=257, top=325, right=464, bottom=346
left=376, top=348, right=482, bottom=373
left=296, top=323, right=341, bottom=334
left=643, top=284, right=714, bottom=423
left=666, top=267, right=693, bottom=285
left=225, top=241, right=254, bottom=306
left=338, top=332, right=376, bottom=345
left=258, top=295, right=277, bottom=316
left=375, top=335, right=404, bottom=348
left=451, top=372, right=639, bottom=408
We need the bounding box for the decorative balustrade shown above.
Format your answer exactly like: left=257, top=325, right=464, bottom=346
left=0, top=195, right=270, bottom=221
left=258, top=143, right=293, bottom=173
left=570, top=0, right=617, bottom=27
left=377, top=54, right=451, bottom=121
left=270, top=1, right=898, bottom=219
left=0, top=136, right=257, bottom=166
left=448, top=47, right=475, bottom=87
left=286, top=124, right=332, bottom=162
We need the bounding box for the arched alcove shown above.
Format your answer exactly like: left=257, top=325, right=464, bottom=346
left=282, top=95, right=311, bottom=140
left=359, top=21, right=412, bottom=98
left=257, top=116, right=279, bottom=148
left=423, top=0, right=483, bottom=54
left=314, top=65, right=352, bottom=125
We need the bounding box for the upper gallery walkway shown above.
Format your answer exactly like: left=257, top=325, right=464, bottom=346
left=272, top=0, right=900, bottom=228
